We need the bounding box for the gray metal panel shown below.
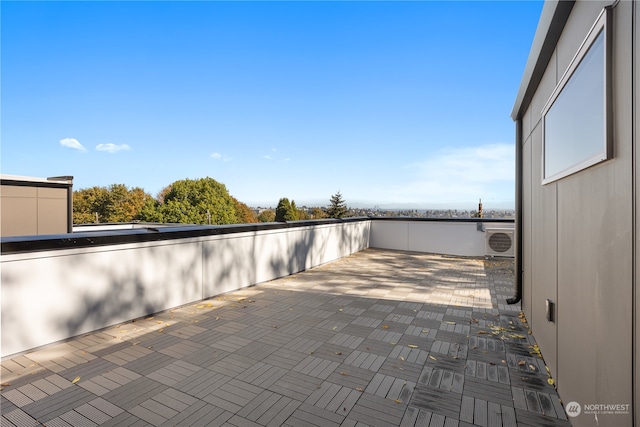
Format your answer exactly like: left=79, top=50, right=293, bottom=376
left=529, top=123, right=558, bottom=378
left=522, top=135, right=533, bottom=320
left=511, top=0, right=575, bottom=120
left=555, top=1, right=609, bottom=78
left=634, top=0, right=640, bottom=424
left=554, top=2, right=634, bottom=425
left=518, top=2, right=635, bottom=425
left=529, top=50, right=557, bottom=133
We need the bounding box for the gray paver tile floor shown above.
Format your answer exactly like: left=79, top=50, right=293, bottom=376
left=1, top=248, right=571, bottom=426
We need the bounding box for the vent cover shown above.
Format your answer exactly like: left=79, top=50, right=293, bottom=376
left=485, top=228, right=514, bottom=257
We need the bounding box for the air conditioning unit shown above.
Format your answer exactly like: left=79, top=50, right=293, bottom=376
left=485, top=228, right=515, bottom=257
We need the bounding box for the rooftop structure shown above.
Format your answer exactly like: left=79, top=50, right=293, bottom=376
left=511, top=0, right=637, bottom=425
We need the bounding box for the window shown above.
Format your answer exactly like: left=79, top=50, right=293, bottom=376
left=541, top=7, right=612, bottom=184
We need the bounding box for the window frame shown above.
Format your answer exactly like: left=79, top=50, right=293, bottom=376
left=541, top=7, right=613, bottom=185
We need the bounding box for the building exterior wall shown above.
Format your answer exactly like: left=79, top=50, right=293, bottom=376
left=517, top=1, right=635, bottom=425
left=1, top=176, right=72, bottom=237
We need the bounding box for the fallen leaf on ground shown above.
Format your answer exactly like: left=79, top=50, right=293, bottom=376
left=548, top=378, right=555, bottom=386
left=429, top=355, right=437, bottom=361
left=382, top=325, right=390, bottom=329
left=72, top=376, right=81, bottom=384
left=394, top=399, right=402, bottom=404
left=408, top=345, right=418, bottom=349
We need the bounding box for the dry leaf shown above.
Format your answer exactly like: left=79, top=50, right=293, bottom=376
left=547, top=378, right=555, bottom=386
left=335, top=352, right=342, bottom=355
left=382, top=325, right=390, bottom=329
left=339, top=372, right=349, bottom=376
left=146, top=317, right=154, bottom=320
left=477, top=331, right=488, bottom=335
left=0, top=383, right=11, bottom=387
left=400, top=356, right=405, bottom=361
left=72, top=376, right=81, bottom=384
left=356, top=387, right=364, bottom=392
left=394, top=399, right=403, bottom=404
left=445, top=321, right=455, bottom=325
left=429, top=355, right=437, bottom=361
left=517, top=360, right=526, bottom=366
left=408, top=345, right=418, bottom=349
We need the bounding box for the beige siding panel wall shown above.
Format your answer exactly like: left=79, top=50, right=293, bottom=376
left=1, top=186, right=38, bottom=237
left=1, top=184, right=69, bottom=236
left=37, top=187, right=68, bottom=235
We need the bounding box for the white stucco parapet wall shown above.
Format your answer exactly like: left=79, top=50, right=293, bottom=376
left=1, top=218, right=513, bottom=357
left=369, top=219, right=514, bottom=256
left=1, top=221, right=370, bottom=357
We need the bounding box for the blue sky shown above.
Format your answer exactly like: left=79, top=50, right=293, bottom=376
left=1, top=1, right=543, bottom=209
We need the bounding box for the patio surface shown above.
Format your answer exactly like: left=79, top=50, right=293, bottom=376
left=1, top=248, right=571, bottom=427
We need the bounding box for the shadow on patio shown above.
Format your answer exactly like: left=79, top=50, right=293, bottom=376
left=0, top=248, right=570, bottom=427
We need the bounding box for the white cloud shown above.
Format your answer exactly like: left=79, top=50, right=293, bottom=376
left=59, top=138, right=87, bottom=152
left=393, top=143, right=515, bottom=205
left=95, top=143, right=131, bottom=153
left=211, top=152, right=232, bottom=162
left=264, top=155, right=273, bottom=160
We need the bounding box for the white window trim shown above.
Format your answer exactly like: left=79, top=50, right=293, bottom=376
left=541, top=7, right=613, bottom=185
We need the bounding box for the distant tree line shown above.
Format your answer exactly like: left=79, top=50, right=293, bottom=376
left=72, top=177, right=349, bottom=225
left=73, top=178, right=258, bottom=225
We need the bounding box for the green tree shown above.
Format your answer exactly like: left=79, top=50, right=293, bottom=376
left=148, top=177, right=237, bottom=225
left=327, top=191, right=347, bottom=219
left=310, top=207, right=327, bottom=219
left=275, top=198, right=298, bottom=222
left=297, top=207, right=311, bottom=220
left=73, top=184, right=154, bottom=224
left=258, top=209, right=276, bottom=222
left=233, top=197, right=258, bottom=224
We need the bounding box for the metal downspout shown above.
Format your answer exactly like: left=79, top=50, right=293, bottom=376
left=507, top=118, right=523, bottom=305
